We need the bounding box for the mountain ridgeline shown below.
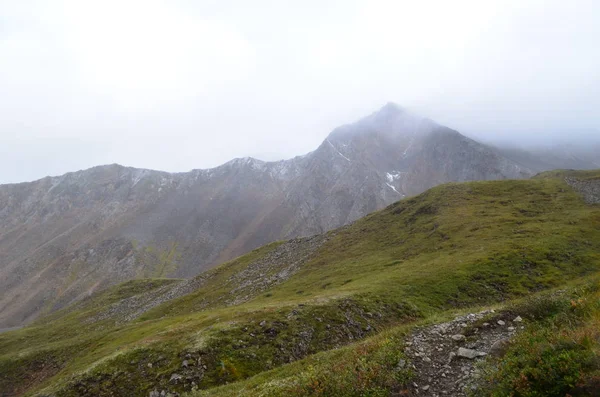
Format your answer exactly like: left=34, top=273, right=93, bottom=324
left=1, top=103, right=598, bottom=329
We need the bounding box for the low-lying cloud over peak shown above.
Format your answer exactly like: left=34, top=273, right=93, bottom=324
left=1, top=0, right=598, bottom=183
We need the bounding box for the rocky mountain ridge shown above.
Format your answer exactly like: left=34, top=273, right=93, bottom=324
left=0, top=103, right=587, bottom=328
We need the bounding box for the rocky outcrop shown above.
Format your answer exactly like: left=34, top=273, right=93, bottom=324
left=87, top=233, right=333, bottom=324
left=565, top=176, right=600, bottom=204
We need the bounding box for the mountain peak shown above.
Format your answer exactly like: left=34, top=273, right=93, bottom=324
left=361, top=102, right=420, bottom=128
left=327, top=102, right=425, bottom=141
left=378, top=102, right=405, bottom=115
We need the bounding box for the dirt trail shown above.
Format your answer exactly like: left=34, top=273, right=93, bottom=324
left=403, top=310, right=524, bottom=396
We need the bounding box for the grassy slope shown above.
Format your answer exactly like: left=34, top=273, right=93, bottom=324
left=475, top=281, right=600, bottom=396
left=0, top=243, right=284, bottom=396
left=1, top=171, right=599, bottom=396
left=192, top=276, right=600, bottom=397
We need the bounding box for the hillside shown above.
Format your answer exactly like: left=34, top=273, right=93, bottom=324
left=497, top=144, right=600, bottom=173
left=1, top=170, right=599, bottom=396
left=0, top=103, right=535, bottom=329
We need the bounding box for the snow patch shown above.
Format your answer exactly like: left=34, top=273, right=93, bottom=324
left=131, top=169, right=149, bottom=187
left=402, top=137, right=415, bottom=158
left=47, top=176, right=64, bottom=194
left=270, top=160, right=297, bottom=179
left=386, top=171, right=407, bottom=183
left=326, top=139, right=351, bottom=162
left=386, top=183, right=403, bottom=196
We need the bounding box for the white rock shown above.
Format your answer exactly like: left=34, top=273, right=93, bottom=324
left=513, top=316, right=523, bottom=322
left=457, top=347, right=487, bottom=359
left=169, top=373, right=183, bottom=383
left=451, top=334, right=466, bottom=341
left=497, top=320, right=506, bottom=326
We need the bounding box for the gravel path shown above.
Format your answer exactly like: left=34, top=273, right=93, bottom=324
left=403, top=310, right=525, bottom=396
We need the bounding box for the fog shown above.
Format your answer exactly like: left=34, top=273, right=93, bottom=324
left=1, top=0, right=599, bottom=183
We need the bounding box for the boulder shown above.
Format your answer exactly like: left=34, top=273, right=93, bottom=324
left=457, top=347, right=486, bottom=359
left=489, top=338, right=511, bottom=358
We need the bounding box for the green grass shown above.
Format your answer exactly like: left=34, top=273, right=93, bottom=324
left=137, top=240, right=286, bottom=320
left=1, top=170, right=599, bottom=396
left=192, top=326, right=414, bottom=397
left=534, top=169, right=600, bottom=181
left=135, top=242, right=182, bottom=278
left=473, top=280, right=600, bottom=396
left=253, top=177, right=600, bottom=314
left=0, top=278, right=183, bottom=396
left=189, top=279, right=600, bottom=397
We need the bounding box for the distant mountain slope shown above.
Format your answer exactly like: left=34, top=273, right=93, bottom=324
left=1, top=170, right=598, bottom=396
left=497, top=143, right=600, bottom=172
left=0, top=103, right=535, bottom=327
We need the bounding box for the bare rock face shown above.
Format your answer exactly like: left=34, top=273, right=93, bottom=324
left=565, top=176, right=600, bottom=204
left=0, top=103, right=536, bottom=327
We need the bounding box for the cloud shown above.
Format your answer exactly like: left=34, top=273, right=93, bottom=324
left=56, top=0, right=255, bottom=109
left=0, top=0, right=598, bottom=183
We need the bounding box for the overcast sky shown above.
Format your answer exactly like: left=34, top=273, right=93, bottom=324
left=1, top=0, right=599, bottom=183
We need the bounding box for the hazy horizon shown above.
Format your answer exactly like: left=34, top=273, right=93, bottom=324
left=1, top=0, right=599, bottom=184
left=3, top=101, right=600, bottom=185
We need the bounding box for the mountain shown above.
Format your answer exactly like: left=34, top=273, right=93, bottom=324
left=0, top=103, right=536, bottom=328
left=1, top=170, right=599, bottom=396
left=497, top=143, right=600, bottom=172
